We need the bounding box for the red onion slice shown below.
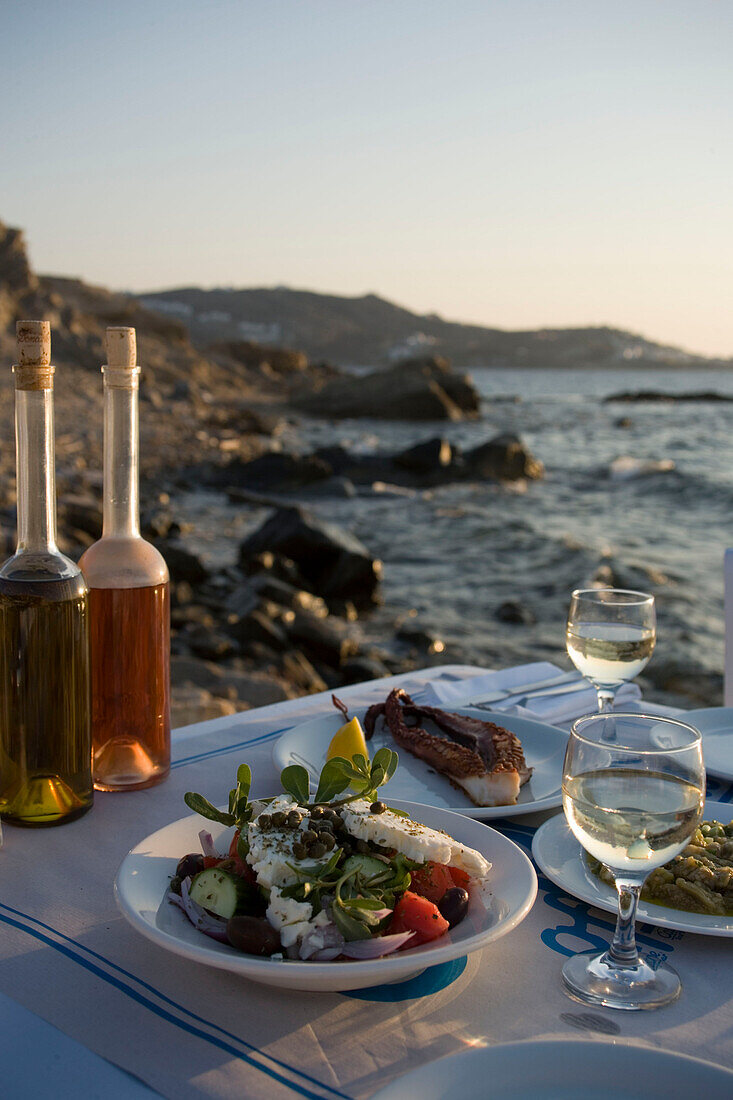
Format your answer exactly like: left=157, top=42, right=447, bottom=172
left=340, top=931, right=415, bottom=958
left=198, top=830, right=218, bottom=858
left=169, top=877, right=230, bottom=943
left=310, top=947, right=343, bottom=961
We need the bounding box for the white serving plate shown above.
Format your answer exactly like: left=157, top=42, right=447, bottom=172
left=532, top=799, right=733, bottom=938
left=682, top=707, right=733, bottom=783
left=273, top=706, right=568, bottom=819
left=370, top=1039, right=733, bottom=1099
left=115, top=799, right=537, bottom=992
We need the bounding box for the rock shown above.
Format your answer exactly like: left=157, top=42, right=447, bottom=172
left=59, top=495, right=101, bottom=540
left=0, top=221, right=39, bottom=293
left=286, top=610, right=360, bottom=667
left=396, top=621, right=445, bottom=654
left=395, top=437, right=455, bottom=474
left=464, top=434, right=544, bottom=481
left=293, top=357, right=479, bottom=421
left=496, top=600, right=536, bottom=625
left=239, top=507, right=382, bottom=607
left=142, top=506, right=181, bottom=540
left=171, top=685, right=239, bottom=728
left=605, top=390, right=733, bottom=404
left=211, top=451, right=333, bottom=493
left=239, top=551, right=309, bottom=588
left=170, top=603, right=216, bottom=629
left=184, top=625, right=237, bottom=661
left=340, top=655, right=392, bottom=684
left=279, top=650, right=328, bottom=695
left=213, top=669, right=293, bottom=707
left=170, top=655, right=227, bottom=693
left=233, top=575, right=330, bottom=618
left=228, top=608, right=290, bottom=652
left=156, top=541, right=209, bottom=584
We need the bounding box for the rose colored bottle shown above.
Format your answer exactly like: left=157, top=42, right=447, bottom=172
left=80, top=327, right=170, bottom=790
left=0, top=321, right=93, bottom=825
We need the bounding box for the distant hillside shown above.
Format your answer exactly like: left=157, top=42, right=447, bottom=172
left=135, top=286, right=728, bottom=369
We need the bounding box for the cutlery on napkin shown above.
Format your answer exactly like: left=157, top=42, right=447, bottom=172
left=420, top=662, right=642, bottom=726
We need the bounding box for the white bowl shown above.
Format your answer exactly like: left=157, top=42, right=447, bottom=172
left=115, top=799, right=537, bottom=992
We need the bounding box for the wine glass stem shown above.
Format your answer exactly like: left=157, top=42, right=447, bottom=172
left=607, top=878, right=643, bottom=967
left=595, top=687, right=615, bottom=712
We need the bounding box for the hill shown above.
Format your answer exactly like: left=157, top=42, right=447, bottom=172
left=135, top=285, right=727, bottom=369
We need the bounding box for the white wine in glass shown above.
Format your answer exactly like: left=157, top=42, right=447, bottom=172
left=566, top=588, right=656, bottom=711
left=561, top=712, right=704, bottom=1011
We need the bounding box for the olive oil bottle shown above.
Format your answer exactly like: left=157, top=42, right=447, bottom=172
left=0, top=322, right=93, bottom=826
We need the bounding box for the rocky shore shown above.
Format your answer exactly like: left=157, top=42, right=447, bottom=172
left=0, top=220, right=549, bottom=725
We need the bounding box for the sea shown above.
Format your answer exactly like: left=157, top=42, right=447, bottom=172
left=178, top=366, right=733, bottom=709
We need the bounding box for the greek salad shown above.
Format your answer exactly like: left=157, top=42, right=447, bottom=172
left=167, top=743, right=492, bottom=962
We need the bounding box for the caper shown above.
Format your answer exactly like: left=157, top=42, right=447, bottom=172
left=287, top=811, right=302, bottom=827
left=340, top=843, right=353, bottom=857
left=356, top=839, right=371, bottom=854
left=302, top=829, right=318, bottom=845
left=370, top=801, right=387, bottom=814
left=310, top=805, right=325, bottom=819
left=331, top=815, right=344, bottom=829
left=271, top=811, right=286, bottom=827
left=309, top=842, right=327, bottom=859
left=323, top=807, right=338, bottom=821
left=293, top=843, right=307, bottom=860
left=322, top=832, right=336, bottom=851
left=257, top=813, right=271, bottom=829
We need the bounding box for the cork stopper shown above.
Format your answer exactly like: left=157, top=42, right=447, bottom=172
left=14, top=320, right=54, bottom=390
left=103, top=327, right=140, bottom=386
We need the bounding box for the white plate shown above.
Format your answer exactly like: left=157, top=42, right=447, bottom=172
left=682, top=707, right=733, bottom=782
left=370, top=1039, right=733, bottom=1099
left=532, top=799, right=733, bottom=938
left=114, top=799, right=537, bottom=992
left=273, top=706, right=568, bottom=819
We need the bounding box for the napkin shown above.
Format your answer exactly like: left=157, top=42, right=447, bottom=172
left=420, top=661, right=642, bottom=726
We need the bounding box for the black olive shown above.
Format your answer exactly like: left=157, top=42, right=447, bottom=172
left=176, top=853, right=204, bottom=880
left=226, top=916, right=281, bottom=956
left=271, top=811, right=286, bottom=827
left=438, top=887, right=469, bottom=929
left=370, top=801, right=387, bottom=814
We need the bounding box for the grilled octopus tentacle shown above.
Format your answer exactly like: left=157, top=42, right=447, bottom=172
left=363, top=701, right=386, bottom=741
left=383, top=689, right=486, bottom=777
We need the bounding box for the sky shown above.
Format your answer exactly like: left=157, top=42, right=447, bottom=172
left=3, top=0, right=733, bottom=356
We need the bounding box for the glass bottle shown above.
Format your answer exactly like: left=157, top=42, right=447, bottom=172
left=80, top=327, right=170, bottom=790
left=0, top=321, right=93, bottom=826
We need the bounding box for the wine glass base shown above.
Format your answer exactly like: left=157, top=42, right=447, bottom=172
left=561, top=949, right=681, bottom=1011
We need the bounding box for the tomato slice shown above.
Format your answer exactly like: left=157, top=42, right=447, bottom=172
left=228, top=829, right=256, bottom=882
left=390, top=890, right=450, bottom=946
left=448, top=866, right=471, bottom=891
left=409, top=861, right=456, bottom=903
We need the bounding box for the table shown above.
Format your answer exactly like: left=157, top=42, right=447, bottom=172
left=1, top=665, right=731, bottom=1099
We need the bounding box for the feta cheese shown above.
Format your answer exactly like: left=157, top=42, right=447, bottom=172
left=340, top=800, right=492, bottom=881
left=246, top=795, right=311, bottom=889
left=266, top=887, right=314, bottom=948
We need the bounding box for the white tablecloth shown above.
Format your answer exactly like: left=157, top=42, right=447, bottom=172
left=1, top=664, right=731, bottom=1099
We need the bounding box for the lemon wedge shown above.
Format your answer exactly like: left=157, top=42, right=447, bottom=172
left=327, top=716, right=368, bottom=763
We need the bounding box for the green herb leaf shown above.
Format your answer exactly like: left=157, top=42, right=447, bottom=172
left=236, top=832, right=250, bottom=859
left=280, top=764, right=310, bottom=805
left=372, top=747, right=398, bottom=783
left=314, top=760, right=352, bottom=804
left=184, top=792, right=236, bottom=826
left=236, top=763, right=252, bottom=801
left=332, top=904, right=372, bottom=942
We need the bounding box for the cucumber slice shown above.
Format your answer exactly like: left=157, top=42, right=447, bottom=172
left=342, top=854, right=388, bottom=881
left=189, top=868, right=248, bottom=919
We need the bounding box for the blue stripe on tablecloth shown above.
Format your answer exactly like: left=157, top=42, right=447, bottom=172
left=0, top=902, right=350, bottom=1100
left=172, top=724, right=294, bottom=769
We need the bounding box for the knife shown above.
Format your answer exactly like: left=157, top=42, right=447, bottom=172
left=468, top=670, right=583, bottom=708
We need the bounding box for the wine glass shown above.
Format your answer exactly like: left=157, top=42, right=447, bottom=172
left=566, top=588, right=656, bottom=711
left=561, top=711, right=704, bottom=1010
